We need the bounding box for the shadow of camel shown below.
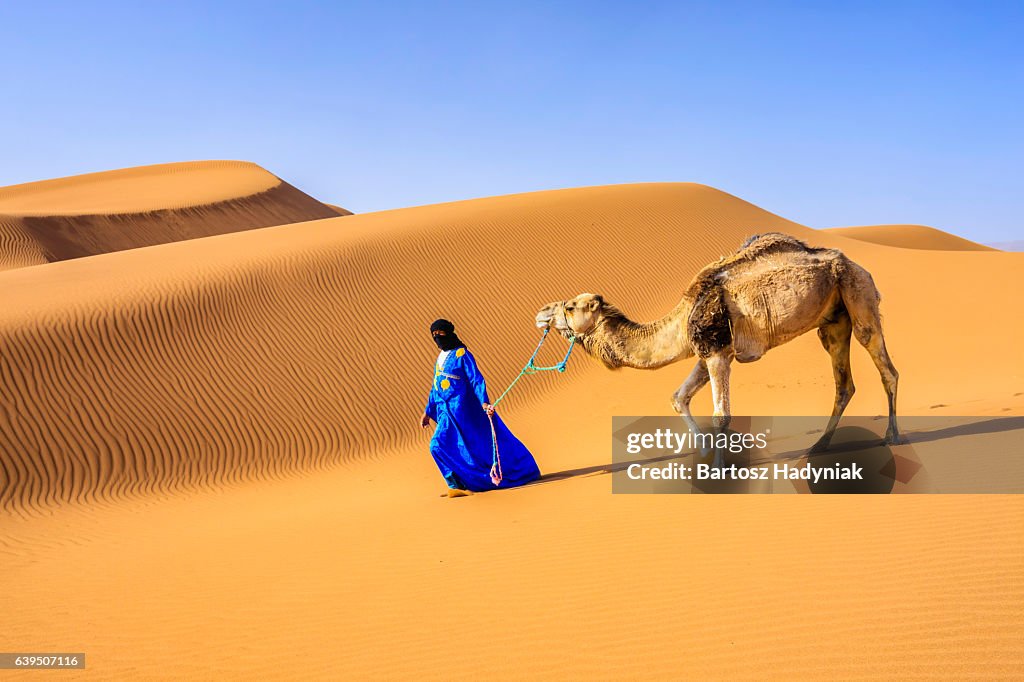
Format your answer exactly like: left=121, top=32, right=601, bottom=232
left=515, top=416, right=1023, bottom=489
left=766, top=415, right=1023, bottom=462
left=902, top=416, right=1024, bottom=443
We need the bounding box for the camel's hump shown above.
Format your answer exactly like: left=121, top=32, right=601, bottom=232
left=738, top=232, right=823, bottom=256
left=694, top=233, right=831, bottom=285
left=683, top=232, right=837, bottom=303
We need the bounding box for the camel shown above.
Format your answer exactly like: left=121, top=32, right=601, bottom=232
left=535, top=233, right=902, bottom=451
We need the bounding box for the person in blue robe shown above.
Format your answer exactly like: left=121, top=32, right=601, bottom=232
left=420, top=319, right=541, bottom=496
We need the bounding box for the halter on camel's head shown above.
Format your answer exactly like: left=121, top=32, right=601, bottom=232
left=559, top=300, right=572, bottom=335
left=559, top=293, right=606, bottom=338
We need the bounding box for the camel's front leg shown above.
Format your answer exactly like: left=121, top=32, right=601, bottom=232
left=706, top=351, right=733, bottom=430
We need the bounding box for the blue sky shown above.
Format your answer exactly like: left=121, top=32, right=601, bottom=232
left=2, top=1, right=1021, bottom=241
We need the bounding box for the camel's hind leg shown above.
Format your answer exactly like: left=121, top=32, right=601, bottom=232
left=809, top=307, right=855, bottom=453
left=840, top=263, right=903, bottom=444
left=706, top=351, right=733, bottom=430
left=672, top=359, right=710, bottom=433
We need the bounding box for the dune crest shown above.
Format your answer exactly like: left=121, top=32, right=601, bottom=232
left=826, top=224, right=996, bottom=251
left=0, top=160, right=349, bottom=270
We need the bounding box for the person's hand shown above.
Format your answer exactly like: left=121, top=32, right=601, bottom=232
left=420, top=413, right=431, bottom=428
left=482, top=402, right=495, bottom=416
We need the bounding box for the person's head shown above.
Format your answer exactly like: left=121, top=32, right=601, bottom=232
left=430, top=318, right=465, bottom=351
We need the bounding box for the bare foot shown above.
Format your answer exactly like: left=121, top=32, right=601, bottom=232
left=447, top=488, right=473, bottom=498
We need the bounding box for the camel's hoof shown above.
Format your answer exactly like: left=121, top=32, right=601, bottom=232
left=884, top=433, right=909, bottom=446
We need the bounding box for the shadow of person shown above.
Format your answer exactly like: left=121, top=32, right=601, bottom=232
left=529, top=451, right=683, bottom=486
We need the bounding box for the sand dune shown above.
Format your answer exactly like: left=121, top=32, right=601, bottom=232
left=1, top=179, right=1022, bottom=678
left=0, top=182, right=803, bottom=511
left=827, top=224, right=997, bottom=251
left=0, top=160, right=348, bottom=270
left=1, top=182, right=1021, bottom=511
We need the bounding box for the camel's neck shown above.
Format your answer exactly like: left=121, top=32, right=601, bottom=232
left=586, top=299, right=695, bottom=369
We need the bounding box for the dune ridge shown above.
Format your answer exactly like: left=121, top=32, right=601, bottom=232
left=0, top=160, right=348, bottom=270
left=827, top=224, right=997, bottom=251
left=2, top=182, right=1022, bottom=514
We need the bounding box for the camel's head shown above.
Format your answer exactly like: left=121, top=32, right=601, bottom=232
left=535, top=293, right=605, bottom=337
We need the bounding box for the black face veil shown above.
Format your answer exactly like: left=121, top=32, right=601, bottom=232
left=430, top=319, right=465, bottom=351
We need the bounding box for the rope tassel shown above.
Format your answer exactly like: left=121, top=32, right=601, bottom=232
left=488, top=411, right=502, bottom=486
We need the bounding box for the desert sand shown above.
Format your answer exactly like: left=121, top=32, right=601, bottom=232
left=0, top=167, right=1021, bottom=679
left=0, top=161, right=348, bottom=271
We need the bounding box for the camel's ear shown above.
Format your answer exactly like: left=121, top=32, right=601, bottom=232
left=588, top=295, right=604, bottom=311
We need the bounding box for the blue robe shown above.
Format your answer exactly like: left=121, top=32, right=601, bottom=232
left=425, top=346, right=540, bottom=491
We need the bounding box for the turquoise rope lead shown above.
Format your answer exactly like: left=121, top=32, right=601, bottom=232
left=490, top=328, right=576, bottom=408
left=487, top=327, right=576, bottom=486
